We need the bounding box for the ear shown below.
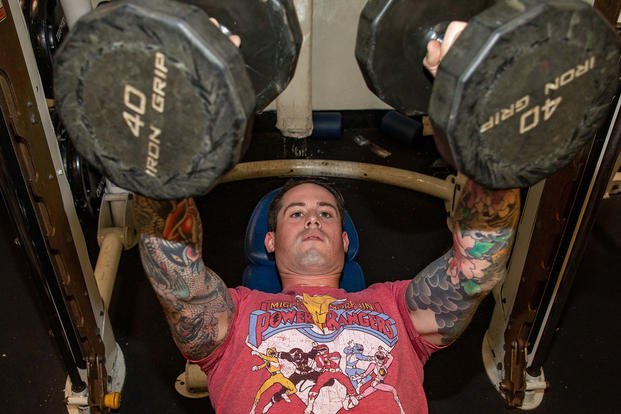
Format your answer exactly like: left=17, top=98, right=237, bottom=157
left=342, top=231, right=350, bottom=253
left=264, top=231, right=275, bottom=253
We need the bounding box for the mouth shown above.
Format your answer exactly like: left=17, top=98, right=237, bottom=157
left=302, top=232, right=324, bottom=242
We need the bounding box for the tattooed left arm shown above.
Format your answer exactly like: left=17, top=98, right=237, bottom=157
left=406, top=179, right=521, bottom=346
left=134, top=195, right=234, bottom=360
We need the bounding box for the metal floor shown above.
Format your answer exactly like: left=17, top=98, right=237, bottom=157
left=2, top=115, right=620, bottom=413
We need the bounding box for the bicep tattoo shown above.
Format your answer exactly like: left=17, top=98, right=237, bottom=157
left=407, top=181, right=520, bottom=344
left=135, top=195, right=233, bottom=359
left=140, top=235, right=234, bottom=359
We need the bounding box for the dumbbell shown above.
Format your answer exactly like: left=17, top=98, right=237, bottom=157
left=54, top=0, right=301, bottom=199
left=356, top=0, right=620, bottom=188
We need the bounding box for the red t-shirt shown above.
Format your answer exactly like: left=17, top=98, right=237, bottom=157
left=195, top=280, right=442, bottom=413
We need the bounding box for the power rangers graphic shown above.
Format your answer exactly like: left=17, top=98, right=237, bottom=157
left=304, top=342, right=358, bottom=413
left=249, top=347, right=297, bottom=414
left=262, top=347, right=321, bottom=413
left=353, top=347, right=405, bottom=414
left=343, top=341, right=373, bottom=393
left=246, top=294, right=402, bottom=413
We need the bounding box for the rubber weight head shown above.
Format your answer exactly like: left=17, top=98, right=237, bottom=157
left=355, top=0, right=494, bottom=115
left=186, top=0, right=302, bottom=111
left=53, top=0, right=255, bottom=199
left=430, top=0, right=620, bottom=189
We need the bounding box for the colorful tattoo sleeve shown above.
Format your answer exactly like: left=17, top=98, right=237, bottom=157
left=406, top=180, right=521, bottom=345
left=135, top=196, right=234, bottom=360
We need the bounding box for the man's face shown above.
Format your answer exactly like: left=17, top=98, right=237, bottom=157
left=264, top=183, right=349, bottom=276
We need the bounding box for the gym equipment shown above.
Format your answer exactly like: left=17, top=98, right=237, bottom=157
left=26, top=0, right=103, bottom=218
left=380, top=111, right=423, bottom=147
left=185, top=0, right=302, bottom=111
left=310, top=112, right=343, bottom=140
left=54, top=111, right=105, bottom=221
left=27, top=0, right=67, bottom=98
left=54, top=0, right=301, bottom=199
left=356, top=0, right=619, bottom=188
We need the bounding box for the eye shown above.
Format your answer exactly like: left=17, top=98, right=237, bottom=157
left=320, top=211, right=333, bottom=219
left=290, top=211, right=303, bottom=218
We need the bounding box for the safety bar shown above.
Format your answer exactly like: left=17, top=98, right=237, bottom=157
left=221, top=159, right=456, bottom=201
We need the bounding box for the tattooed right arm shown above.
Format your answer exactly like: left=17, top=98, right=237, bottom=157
left=134, top=195, right=234, bottom=360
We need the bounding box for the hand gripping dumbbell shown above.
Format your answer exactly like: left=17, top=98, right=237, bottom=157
left=54, top=0, right=301, bottom=199
left=356, top=0, right=620, bottom=188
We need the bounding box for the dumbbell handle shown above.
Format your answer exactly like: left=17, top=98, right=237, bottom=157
left=215, top=20, right=234, bottom=37
left=422, top=21, right=468, bottom=77
left=422, top=22, right=449, bottom=46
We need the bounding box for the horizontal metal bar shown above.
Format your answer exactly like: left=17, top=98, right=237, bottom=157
left=220, top=159, right=454, bottom=201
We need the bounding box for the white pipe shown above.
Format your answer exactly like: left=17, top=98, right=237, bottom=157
left=525, top=381, right=549, bottom=391
left=59, top=0, right=92, bottom=29
left=275, top=0, right=313, bottom=138
left=66, top=395, right=88, bottom=406
left=94, top=229, right=123, bottom=308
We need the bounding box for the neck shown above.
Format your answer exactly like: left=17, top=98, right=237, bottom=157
left=280, top=272, right=340, bottom=290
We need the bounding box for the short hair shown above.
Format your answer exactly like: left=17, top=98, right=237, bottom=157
left=267, top=177, right=346, bottom=232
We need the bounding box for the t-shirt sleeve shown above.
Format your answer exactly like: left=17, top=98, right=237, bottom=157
left=392, top=279, right=447, bottom=364
left=188, top=286, right=249, bottom=375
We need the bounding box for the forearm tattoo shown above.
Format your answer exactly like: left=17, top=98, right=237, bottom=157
left=135, top=196, right=234, bottom=359
left=406, top=180, right=521, bottom=345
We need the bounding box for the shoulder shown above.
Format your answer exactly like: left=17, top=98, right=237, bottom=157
left=230, top=285, right=276, bottom=302
left=363, top=279, right=412, bottom=295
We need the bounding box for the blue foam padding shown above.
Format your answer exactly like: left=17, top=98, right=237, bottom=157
left=311, top=112, right=342, bottom=140
left=380, top=110, right=422, bottom=146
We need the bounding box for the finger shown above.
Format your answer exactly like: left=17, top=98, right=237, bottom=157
left=441, top=21, right=467, bottom=55
left=423, top=39, right=442, bottom=76
left=230, top=34, right=241, bottom=48
left=209, top=17, right=241, bottom=48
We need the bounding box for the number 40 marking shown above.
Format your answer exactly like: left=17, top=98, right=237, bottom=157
left=122, top=84, right=146, bottom=138
left=519, top=96, right=562, bottom=134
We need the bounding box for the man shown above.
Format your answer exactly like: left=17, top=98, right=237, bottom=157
left=134, top=22, right=520, bottom=413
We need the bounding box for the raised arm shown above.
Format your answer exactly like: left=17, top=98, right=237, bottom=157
left=406, top=180, right=520, bottom=345
left=134, top=195, right=234, bottom=360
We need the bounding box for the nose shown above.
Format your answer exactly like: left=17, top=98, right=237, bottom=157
left=305, top=212, right=321, bottom=228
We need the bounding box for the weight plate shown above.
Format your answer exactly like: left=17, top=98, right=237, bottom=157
left=29, top=0, right=67, bottom=98
left=187, top=0, right=302, bottom=111
left=54, top=0, right=255, bottom=199
left=356, top=0, right=494, bottom=115
left=56, top=117, right=105, bottom=221
left=430, top=0, right=620, bottom=188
